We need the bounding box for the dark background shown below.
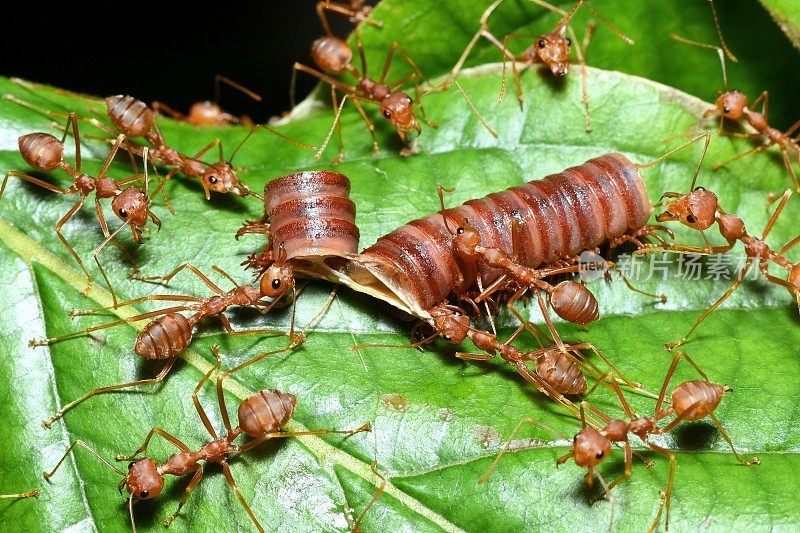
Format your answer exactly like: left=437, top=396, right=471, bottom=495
left=2, top=1, right=370, bottom=123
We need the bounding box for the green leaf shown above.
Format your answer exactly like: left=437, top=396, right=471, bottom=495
left=2, top=2, right=800, bottom=531
left=759, top=0, right=800, bottom=50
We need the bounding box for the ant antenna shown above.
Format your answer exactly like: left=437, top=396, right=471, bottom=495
left=708, top=0, right=737, bottom=62
left=671, top=34, right=729, bottom=90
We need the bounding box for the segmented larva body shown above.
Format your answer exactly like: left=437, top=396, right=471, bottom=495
left=105, top=95, right=154, bottom=138
left=237, top=389, right=297, bottom=438
left=352, top=153, right=651, bottom=315
left=671, top=380, right=724, bottom=421
left=265, top=171, right=360, bottom=260
left=134, top=313, right=194, bottom=359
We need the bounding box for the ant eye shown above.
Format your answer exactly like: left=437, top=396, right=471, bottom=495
left=723, top=106, right=730, bottom=113
left=686, top=214, right=697, bottom=224
left=693, top=186, right=706, bottom=191
left=595, top=450, right=604, bottom=459
left=128, top=462, right=135, bottom=469
left=271, top=279, right=281, bottom=290
left=442, top=334, right=451, bottom=341
left=573, top=434, right=578, bottom=443
left=383, top=110, right=391, bottom=119
left=208, top=175, right=218, bottom=184
left=566, top=37, right=572, bottom=45
left=407, top=96, right=413, bottom=104
left=456, top=227, right=465, bottom=234
left=140, top=490, right=149, bottom=498
left=119, top=209, right=128, bottom=218
left=538, top=39, right=546, bottom=48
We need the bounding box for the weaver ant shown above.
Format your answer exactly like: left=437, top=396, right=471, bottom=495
left=450, top=0, right=633, bottom=132
left=1, top=109, right=165, bottom=306
left=482, top=351, right=758, bottom=532
left=32, top=254, right=301, bottom=427
left=42, top=346, right=369, bottom=531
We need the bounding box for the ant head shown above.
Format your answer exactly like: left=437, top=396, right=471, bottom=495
left=112, top=187, right=150, bottom=229
left=712, top=91, right=747, bottom=120
left=201, top=162, right=247, bottom=196
left=656, top=188, right=719, bottom=230
left=453, top=223, right=481, bottom=260
left=432, top=307, right=470, bottom=344
left=123, top=458, right=163, bottom=501
left=260, top=247, right=294, bottom=298
left=18, top=132, right=63, bottom=171
left=380, top=92, right=420, bottom=142
left=187, top=101, right=228, bottom=126
left=311, top=36, right=354, bottom=75
left=534, top=30, right=571, bottom=77
left=572, top=427, right=612, bottom=468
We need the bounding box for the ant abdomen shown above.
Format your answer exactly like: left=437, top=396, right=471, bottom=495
left=106, top=95, right=154, bottom=138
left=134, top=313, right=193, bottom=359
left=18, top=132, right=63, bottom=171
left=534, top=348, right=587, bottom=395
left=237, top=389, right=297, bottom=438
left=311, top=36, right=354, bottom=75
left=549, top=281, right=599, bottom=326
left=671, top=380, right=724, bottom=421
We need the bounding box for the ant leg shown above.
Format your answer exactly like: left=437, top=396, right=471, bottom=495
left=216, top=313, right=291, bottom=341
left=53, top=194, right=92, bottom=295
left=220, top=461, right=262, bottom=532
left=666, top=258, right=752, bottom=350
left=351, top=461, right=386, bottom=532
left=316, top=93, right=349, bottom=162
left=132, top=263, right=226, bottom=294
left=640, top=438, right=676, bottom=533
left=450, top=0, right=511, bottom=78
left=708, top=412, right=760, bottom=465
left=116, top=426, right=191, bottom=461
left=94, top=199, right=140, bottom=276
left=192, top=356, right=221, bottom=439
left=569, top=342, right=644, bottom=393
left=43, top=356, right=180, bottom=428
left=453, top=80, right=498, bottom=138
left=534, top=289, right=567, bottom=351
left=779, top=149, right=800, bottom=192
left=330, top=87, right=345, bottom=164
left=151, top=101, right=185, bottom=120
left=235, top=424, right=371, bottom=454
left=163, top=466, right=204, bottom=527
left=712, top=143, right=770, bottom=171
left=92, top=223, right=129, bottom=307
left=96, top=134, right=127, bottom=179
left=43, top=440, right=125, bottom=480
left=350, top=97, right=380, bottom=156
left=478, top=415, right=569, bottom=483
left=1, top=171, right=72, bottom=199
left=570, top=21, right=596, bottom=133
left=316, top=1, right=335, bottom=36
left=0, top=490, right=38, bottom=499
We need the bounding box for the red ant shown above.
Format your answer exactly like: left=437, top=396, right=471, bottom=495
left=32, top=254, right=302, bottom=427
left=637, top=134, right=800, bottom=348
left=672, top=5, right=800, bottom=192
left=42, top=345, right=370, bottom=532
left=152, top=75, right=261, bottom=127
left=1, top=110, right=165, bottom=306
left=292, top=28, right=445, bottom=160
left=450, top=0, right=634, bottom=132
left=482, top=351, right=758, bottom=532
left=7, top=83, right=313, bottom=201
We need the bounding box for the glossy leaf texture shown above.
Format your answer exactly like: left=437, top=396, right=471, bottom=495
left=2, top=0, right=800, bottom=531
left=758, top=0, right=800, bottom=49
